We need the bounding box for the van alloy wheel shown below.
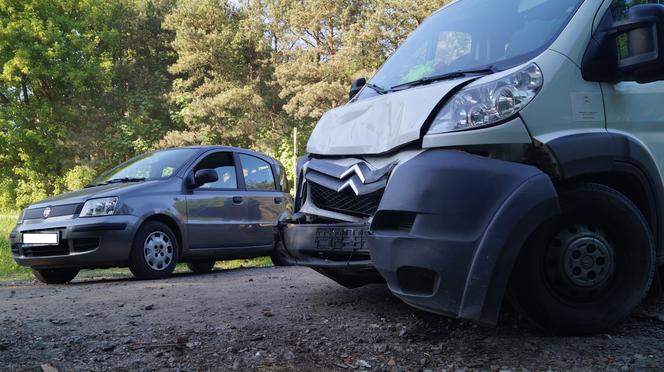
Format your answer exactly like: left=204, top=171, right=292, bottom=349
left=143, top=231, right=174, bottom=271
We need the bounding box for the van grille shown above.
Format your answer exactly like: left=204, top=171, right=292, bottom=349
left=309, top=182, right=383, bottom=217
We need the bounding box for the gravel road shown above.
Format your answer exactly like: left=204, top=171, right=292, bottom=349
left=2, top=266, right=664, bottom=371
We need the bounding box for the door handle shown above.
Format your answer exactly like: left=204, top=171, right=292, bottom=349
left=233, top=196, right=244, bottom=204
left=274, top=197, right=283, bottom=204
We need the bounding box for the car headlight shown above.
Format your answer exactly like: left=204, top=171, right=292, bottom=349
left=428, top=63, right=543, bottom=134
left=80, top=197, right=118, bottom=217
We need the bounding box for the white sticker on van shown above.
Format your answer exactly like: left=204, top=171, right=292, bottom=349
left=571, top=92, right=603, bottom=122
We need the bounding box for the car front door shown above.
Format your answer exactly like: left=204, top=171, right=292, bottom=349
left=185, top=151, right=248, bottom=249
left=237, top=153, right=285, bottom=246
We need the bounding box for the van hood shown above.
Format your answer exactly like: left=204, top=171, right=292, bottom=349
left=307, top=78, right=473, bottom=156
left=28, top=180, right=163, bottom=209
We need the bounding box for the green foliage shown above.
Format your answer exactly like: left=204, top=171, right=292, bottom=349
left=0, top=0, right=451, bottom=209
left=0, top=211, right=30, bottom=279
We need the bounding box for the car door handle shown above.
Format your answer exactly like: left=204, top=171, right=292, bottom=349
left=274, top=197, right=283, bottom=204
left=233, top=196, right=244, bottom=204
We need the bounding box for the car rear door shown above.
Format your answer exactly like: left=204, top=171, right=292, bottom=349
left=185, top=151, right=248, bottom=249
left=237, top=153, right=285, bottom=246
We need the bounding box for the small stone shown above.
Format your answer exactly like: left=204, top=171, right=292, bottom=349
left=101, top=343, right=115, bottom=352
left=144, top=304, right=155, bottom=311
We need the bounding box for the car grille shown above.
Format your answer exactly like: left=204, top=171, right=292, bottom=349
left=23, top=203, right=82, bottom=220
left=310, top=182, right=383, bottom=217
left=12, top=238, right=99, bottom=257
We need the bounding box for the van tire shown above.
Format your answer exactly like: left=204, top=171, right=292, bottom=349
left=32, top=268, right=79, bottom=284
left=187, top=260, right=215, bottom=274
left=510, top=183, right=655, bottom=334
left=129, top=221, right=179, bottom=280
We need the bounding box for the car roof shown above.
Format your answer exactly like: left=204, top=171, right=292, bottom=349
left=159, top=145, right=281, bottom=165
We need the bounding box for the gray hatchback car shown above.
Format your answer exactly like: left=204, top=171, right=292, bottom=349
left=9, top=146, right=293, bottom=284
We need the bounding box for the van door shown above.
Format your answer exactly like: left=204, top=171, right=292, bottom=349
left=602, top=0, right=664, bottom=163
left=185, top=151, right=248, bottom=249
left=237, top=153, right=283, bottom=246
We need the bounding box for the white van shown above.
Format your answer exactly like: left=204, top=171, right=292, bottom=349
left=278, top=0, right=664, bottom=334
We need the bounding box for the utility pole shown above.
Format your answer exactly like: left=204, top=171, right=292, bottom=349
left=293, top=127, right=298, bottom=180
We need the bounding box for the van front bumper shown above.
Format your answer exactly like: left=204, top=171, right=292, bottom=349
left=369, top=149, right=560, bottom=325
left=9, top=215, right=140, bottom=269
left=279, top=223, right=384, bottom=287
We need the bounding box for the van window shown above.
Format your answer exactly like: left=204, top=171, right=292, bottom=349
left=611, top=0, right=664, bottom=21
left=239, top=154, right=276, bottom=191
left=194, top=152, right=238, bottom=190
left=366, top=0, right=582, bottom=94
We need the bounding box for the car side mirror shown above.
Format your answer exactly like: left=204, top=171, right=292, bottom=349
left=189, top=169, right=218, bottom=188
left=583, top=4, right=664, bottom=84
left=349, top=77, right=366, bottom=100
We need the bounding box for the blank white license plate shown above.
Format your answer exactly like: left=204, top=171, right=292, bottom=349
left=22, top=233, right=59, bottom=245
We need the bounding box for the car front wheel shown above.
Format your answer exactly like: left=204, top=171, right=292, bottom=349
left=32, top=268, right=79, bottom=284
left=129, top=221, right=179, bottom=280
left=510, top=183, right=655, bottom=334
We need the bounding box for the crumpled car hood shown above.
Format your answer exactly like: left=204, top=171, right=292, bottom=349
left=307, top=78, right=472, bottom=156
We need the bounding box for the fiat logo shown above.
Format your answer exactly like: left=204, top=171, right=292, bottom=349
left=42, top=207, right=51, bottom=219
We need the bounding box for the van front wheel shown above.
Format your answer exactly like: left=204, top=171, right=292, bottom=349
left=510, top=183, right=655, bottom=334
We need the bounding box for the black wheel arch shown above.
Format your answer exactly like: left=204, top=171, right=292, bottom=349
left=540, top=132, right=664, bottom=263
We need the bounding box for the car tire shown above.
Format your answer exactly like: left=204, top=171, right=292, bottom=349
left=509, top=183, right=655, bottom=334
left=270, top=241, right=292, bottom=267
left=32, top=268, right=79, bottom=284
left=128, top=221, right=179, bottom=280
left=187, top=260, right=215, bottom=274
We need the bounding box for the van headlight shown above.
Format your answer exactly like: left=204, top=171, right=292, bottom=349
left=80, top=197, right=118, bottom=217
left=428, top=63, right=543, bottom=134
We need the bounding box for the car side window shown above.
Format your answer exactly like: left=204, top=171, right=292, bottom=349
left=193, top=152, right=238, bottom=190
left=239, top=154, right=276, bottom=191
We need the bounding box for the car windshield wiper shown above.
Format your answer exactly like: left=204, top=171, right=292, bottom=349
left=391, top=66, right=498, bottom=91
left=365, top=83, right=390, bottom=95
left=85, top=177, right=146, bottom=188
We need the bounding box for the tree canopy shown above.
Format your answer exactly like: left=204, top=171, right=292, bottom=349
left=0, top=0, right=450, bottom=209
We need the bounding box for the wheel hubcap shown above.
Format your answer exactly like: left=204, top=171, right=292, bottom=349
left=143, top=231, right=173, bottom=271
left=545, top=224, right=615, bottom=299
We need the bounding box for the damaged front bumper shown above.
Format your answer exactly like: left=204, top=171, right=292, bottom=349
left=280, top=149, right=560, bottom=324
left=369, top=149, right=559, bottom=325
left=278, top=222, right=384, bottom=288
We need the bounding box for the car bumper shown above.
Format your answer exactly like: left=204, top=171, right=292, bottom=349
left=368, top=149, right=560, bottom=325
left=10, top=215, right=140, bottom=269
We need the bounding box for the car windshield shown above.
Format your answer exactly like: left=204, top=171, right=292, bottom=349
left=367, top=0, right=583, bottom=93
left=92, top=148, right=198, bottom=184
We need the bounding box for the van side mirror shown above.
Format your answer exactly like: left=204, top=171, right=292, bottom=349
left=583, top=4, right=664, bottom=84
left=349, top=77, right=367, bottom=100
left=189, top=169, right=218, bottom=188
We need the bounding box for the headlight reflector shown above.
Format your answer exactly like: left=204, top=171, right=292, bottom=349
left=80, top=197, right=118, bottom=217
left=428, top=63, right=543, bottom=134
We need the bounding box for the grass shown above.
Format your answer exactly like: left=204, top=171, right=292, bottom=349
left=0, top=210, right=273, bottom=282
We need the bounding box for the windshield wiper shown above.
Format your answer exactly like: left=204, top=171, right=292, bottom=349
left=85, top=177, right=146, bottom=188
left=365, top=83, right=390, bottom=95
left=391, top=66, right=498, bottom=91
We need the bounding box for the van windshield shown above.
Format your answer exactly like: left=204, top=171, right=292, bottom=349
left=92, top=148, right=198, bottom=185
left=368, top=0, right=583, bottom=93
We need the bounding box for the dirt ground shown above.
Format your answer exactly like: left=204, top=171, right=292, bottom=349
left=2, top=266, right=664, bottom=371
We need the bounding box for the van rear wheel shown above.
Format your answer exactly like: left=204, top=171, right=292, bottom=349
left=32, top=268, right=79, bottom=284
left=510, top=183, right=655, bottom=334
